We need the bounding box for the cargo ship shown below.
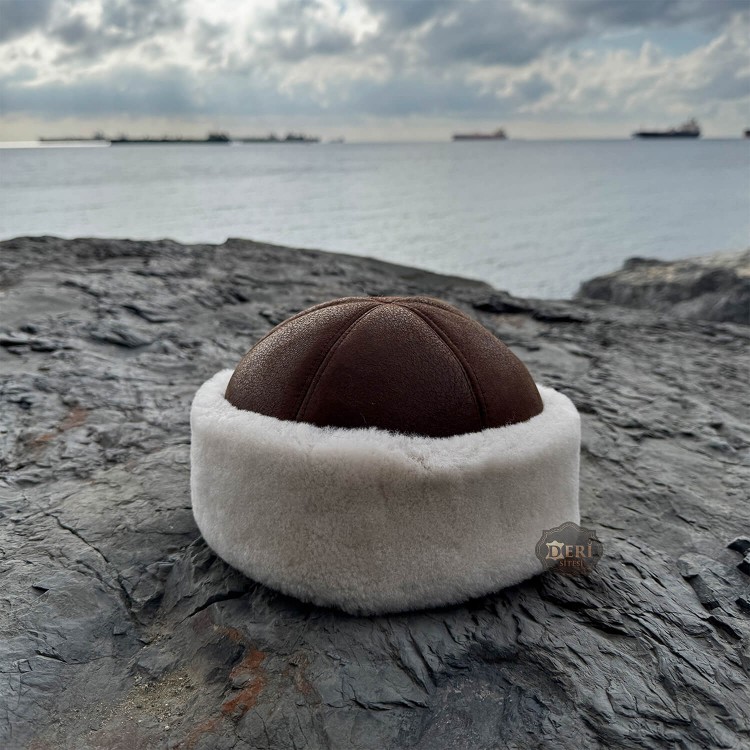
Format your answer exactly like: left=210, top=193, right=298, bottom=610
left=238, top=133, right=320, bottom=143
left=39, top=132, right=232, bottom=145
left=38, top=131, right=321, bottom=145
left=452, top=127, right=507, bottom=141
left=39, top=131, right=109, bottom=144
left=110, top=132, right=231, bottom=144
left=633, top=119, right=701, bottom=139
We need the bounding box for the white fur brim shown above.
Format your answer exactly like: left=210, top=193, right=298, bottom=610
left=190, top=369, right=580, bottom=615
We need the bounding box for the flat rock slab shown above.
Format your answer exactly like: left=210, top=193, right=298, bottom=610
left=577, top=248, right=750, bottom=324
left=1, top=236, right=749, bottom=750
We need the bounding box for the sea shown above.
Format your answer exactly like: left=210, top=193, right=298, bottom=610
left=1, top=139, right=748, bottom=298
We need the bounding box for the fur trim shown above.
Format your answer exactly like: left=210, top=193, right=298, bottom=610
left=191, top=369, right=580, bottom=615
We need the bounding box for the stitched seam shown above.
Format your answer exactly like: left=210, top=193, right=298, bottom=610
left=384, top=297, right=472, bottom=322
left=395, top=303, right=487, bottom=429
left=250, top=298, right=369, bottom=351
left=417, top=301, right=471, bottom=320
left=295, top=303, right=382, bottom=421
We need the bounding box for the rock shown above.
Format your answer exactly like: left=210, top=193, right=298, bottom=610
left=123, top=301, right=180, bottom=323
left=89, top=321, right=155, bottom=348
left=473, top=291, right=533, bottom=315
left=473, top=291, right=588, bottom=323
left=1, top=236, right=749, bottom=749
left=577, top=248, right=750, bottom=324
left=728, top=536, right=750, bottom=555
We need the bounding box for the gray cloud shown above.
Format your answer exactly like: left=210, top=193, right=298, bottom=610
left=53, top=13, right=89, bottom=46
left=553, top=0, right=749, bottom=31
left=0, top=65, right=195, bottom=117
left=193, top=19, right=231, bottom=65
left=508, top=73, right=554, bottom=104
left=697, top=69, right=750, bottom=102
left=342, top=70, right=560, bottom=117
left=365, top=0, right=453, bottom=31
left=0, top=0, right=748, bottom=132
left=249, top=0, right=357, bottom=63
left=419, top=2, right=578, bottom=67
left=48, top=0, right=185, bottom=59
left=0, top=0, right=54, bottom=42
left=0, top=61, right=557, bottom=121
left=264, top=24, right=356, bottom=62
left=359, top=0, right=575, bottom=67
left=360, top=0, right=750, bottom=69
left=101, top=0, right=183, bottom=34
left=342, top=75, right=498, bottom=117
left=0, top=62, right=327, bottom=120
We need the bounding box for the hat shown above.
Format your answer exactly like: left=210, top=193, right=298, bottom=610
left=191, top=296, right=580, bottom=614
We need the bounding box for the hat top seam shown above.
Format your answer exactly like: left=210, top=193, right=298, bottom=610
left=392, top=303, right=488, bottom=430
left=295, top=303, right=382, bottom=422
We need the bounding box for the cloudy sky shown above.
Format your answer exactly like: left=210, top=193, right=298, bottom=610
left=0, top=0, right=748, bottom=141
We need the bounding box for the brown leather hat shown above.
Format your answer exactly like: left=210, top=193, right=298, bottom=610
left=191, top=296, right=581, bottom=615
left=225, top=296, right=543, bottom=438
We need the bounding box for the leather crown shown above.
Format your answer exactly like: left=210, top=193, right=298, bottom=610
left=225, top=296, right=543, bottom=438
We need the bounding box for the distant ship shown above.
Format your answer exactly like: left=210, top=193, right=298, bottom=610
left=39, top=132, right=232, bottom=145
left=110, top=132, right=231, bottom=144
left=633, top=119, right=701, bottom=139
left=39, top=131, right=108, bottom=143
left=37, top=130, right=322, bottom=145
left=744, top=129, right=750, bottom=139
left=452, top=127, right=507, bottom=141
left=238, top=133, right=320, bottom=144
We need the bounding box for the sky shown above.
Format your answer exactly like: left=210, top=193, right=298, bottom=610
left=0, top=0, right=748, bottom=141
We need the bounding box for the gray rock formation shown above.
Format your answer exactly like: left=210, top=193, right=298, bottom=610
left=577, top=249, right=750, bottom=324
left=1, top=236, right=749, bottom=749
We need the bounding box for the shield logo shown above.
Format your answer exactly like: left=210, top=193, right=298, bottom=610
left=535, top=522, right=603, bottom=576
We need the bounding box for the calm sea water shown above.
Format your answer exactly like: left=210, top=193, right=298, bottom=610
left=1, top=140, right=748, bottom=297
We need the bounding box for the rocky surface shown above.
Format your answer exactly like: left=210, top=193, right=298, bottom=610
left=577, top=248, right=750, bottom=324
left=1, top=236, right=749, bottom=750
